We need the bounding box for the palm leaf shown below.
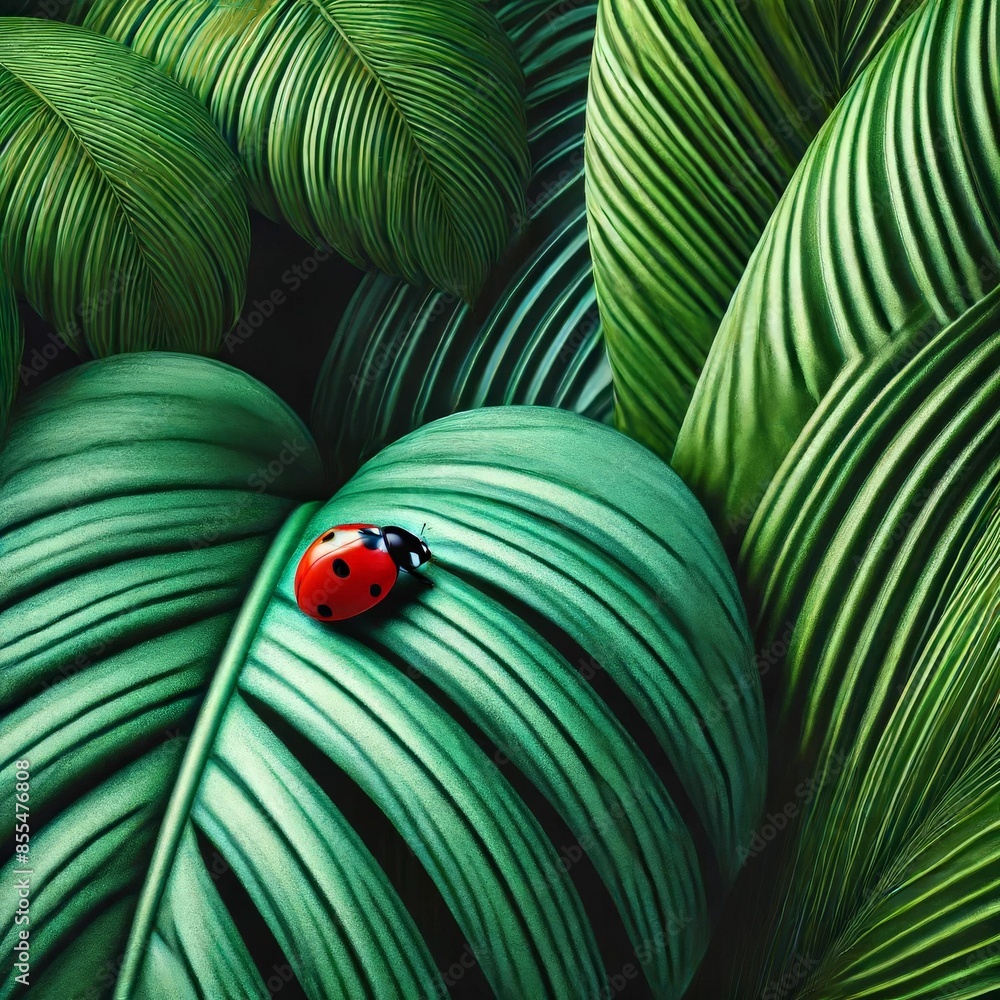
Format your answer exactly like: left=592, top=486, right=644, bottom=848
left=0, top=17, right=250, bottom=356
left=673, top=0, right=1000, bottom=547
left=77, top=0, right=530, bottom=300
left=311, top=0, right=610, bottom=483
left=0, top=267, right=21, bottom=436
left=0, top=353, right=764, bottom=999
left=585, top=0, right=921, bottom=458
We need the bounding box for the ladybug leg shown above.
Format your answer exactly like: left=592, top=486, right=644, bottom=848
left=401, top=566, right=435, bottom=588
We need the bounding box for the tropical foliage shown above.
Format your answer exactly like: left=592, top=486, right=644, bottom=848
left=672, top=0, right=1000, bottom=549
left=0, top=17, right=249, bottom=359
left=710, top=285, right=1000, bottom=997
left=311, top=0, right=611, bottom=482
left=0, top=354, right=763, bottom=999
left=585, top=0, right=922, bottom=457
left=1, top=0, right=999, bottom=995
left=74, top=0, right=530, bottom=300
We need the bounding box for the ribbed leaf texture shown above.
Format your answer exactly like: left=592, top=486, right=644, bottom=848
left=76, top=0, right=530, bottom=300
left=0, top=353, right=764, bottom=999
left=0, top=17, right=250, bottom=356
left=585, top=0, right=922, bottom=457
left=687, top=245, right=1000, bottom=999
left=311, top=0, right=611, bottom=484
left=673, top=0, right=1000, bottom=549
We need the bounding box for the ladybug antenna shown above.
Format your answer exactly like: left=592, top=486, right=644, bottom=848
left=419, top=523, right=434, bottom=564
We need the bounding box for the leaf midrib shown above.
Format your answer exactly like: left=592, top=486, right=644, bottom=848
left=258, top=0, right=475, bottom=274
left=0, top=55, right=170, bottom=340
left=112, top=499, right=321, bottom=1000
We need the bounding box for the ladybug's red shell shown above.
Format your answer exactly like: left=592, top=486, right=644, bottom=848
left=294, top=524, right=398, bottom=621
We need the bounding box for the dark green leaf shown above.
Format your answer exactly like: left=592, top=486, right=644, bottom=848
left=0, top=354, right=763, bottom=999
left=79, top=0, right=530, bottom=300
left=0, top=18, right=250, bottom=356
left=311, top=0, right=611, bottom=484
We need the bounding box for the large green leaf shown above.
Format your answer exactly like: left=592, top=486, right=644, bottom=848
left=311, top=0, right=610, bottom=483
left=76, top=0, right=530, bottom=300
left=0, top=354, right=763, bottom=999
left=686, top=280, right=1000, bottom=996
left=0, top=267, right=21, bottom=436
left=673, top=0, right=1000, bottom=547
left=0, top=17, right=250, bottom=356
left=584, top=0, right=921, bottom=457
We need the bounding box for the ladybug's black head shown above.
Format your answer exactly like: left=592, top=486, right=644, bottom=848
left=382, top=525, right=432, bottom=572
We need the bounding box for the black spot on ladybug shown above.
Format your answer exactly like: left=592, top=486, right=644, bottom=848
left=333, top=558, right=350, bottom=577
left=317, top=604, right=332, bottom=617
left=370, top=584, right=382, bottom=597
left=322, top=532, right=335, bottom=542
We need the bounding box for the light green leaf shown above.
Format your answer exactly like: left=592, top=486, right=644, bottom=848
left=0, top=17, right=250, bottom=356
left=0, top=267, right=21, bottom=437
left=743, top=294, right=1000, bottom=751
left=78, top=0, right=530, bottom=300
left=311, top=0, right=610, bottom=483
left=687, top=285, right=1000, bottom=996
left=0, top=354, right=763, bottom=999
left=673, top=0, right=1000, bottom=546
left=585, top=0, right=921, bottom=458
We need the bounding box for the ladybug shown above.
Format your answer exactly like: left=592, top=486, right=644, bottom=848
left=294, top=524, right=432, bottom=621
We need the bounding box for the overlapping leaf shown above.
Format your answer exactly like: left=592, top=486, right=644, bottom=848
left=673, top=0, right=1000, bottom=547
left=766, top=532, right=1000, bottom=999
left=585, top=0, right=921, bottom=457
left=0, top=18, right=250, bottom=357
left=744, top=295, right=1000, bottom=751
left=0, top=269, right=20, bottom=436
left=311, top=0, right=610, bottom=483
left=76, top=0, right=530, bottom=300
left=687, top=285, right=1000, bottom=997
left=0, top=354, right=763, bottom=999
